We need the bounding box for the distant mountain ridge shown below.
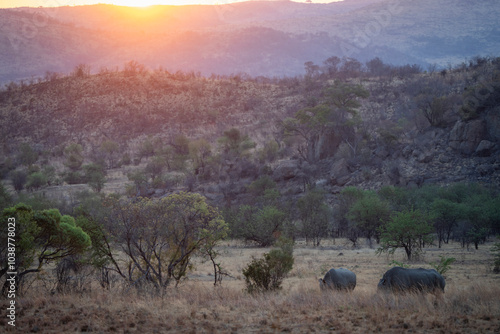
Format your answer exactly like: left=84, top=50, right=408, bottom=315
left=1, top=0, right=499, bottom=83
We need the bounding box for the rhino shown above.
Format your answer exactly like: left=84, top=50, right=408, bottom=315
left=319, top=268, right=356, bottom=291
left=377, top=267, right=445, bottom=294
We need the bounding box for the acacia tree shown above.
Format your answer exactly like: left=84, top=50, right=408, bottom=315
left=377, top=208, right=434, bottom=261
left=10, top=170, right=27, bottom=192
left=347, top=191, right=391, bottom=247
left=83, top=163, right=106, bottom=193
left=232, top=205, right=286, bottom=247
left=323, top=56, right=341, bottom=77
left=18, top=143, right=38, bottom=167
left=189, top=139, right=212, bottom=180
left=415, top=95, right=452, bottom=127
left=282, top=82, right=368, bottom=161
left=431, top=199, right=465, bottom=248
left=100, top=140, right=120, bottom=169
left=0, top=204, right=91, bottom=295
left=282, top=104, right=332, bottom=162
left=104, top=192, right=227, bottom=289
left=64, top=143, right=84, bottom=171
left=297, top=188, right=330, bottom=246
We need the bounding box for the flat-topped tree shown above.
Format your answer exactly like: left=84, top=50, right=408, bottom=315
left=0, top=204, right=91, bottom=296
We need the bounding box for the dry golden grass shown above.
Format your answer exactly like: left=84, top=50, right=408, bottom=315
left=3, top=239, right=500, bottom=333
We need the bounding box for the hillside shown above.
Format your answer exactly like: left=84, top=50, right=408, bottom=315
left=1, top=55, right=499, bottom=209
left=2, top=0, right=500, bottom=83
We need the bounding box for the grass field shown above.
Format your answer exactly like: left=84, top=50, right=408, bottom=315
left=2, top=239, right=500, bottom=333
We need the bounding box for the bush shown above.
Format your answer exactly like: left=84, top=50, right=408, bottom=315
left=10, top=170, right=27, bottom=192
left=83, top=164, right=106, bottom=193
left=0, top=182, right=11, bottom=210
left=0, top=157, right=15, bottom=179
left=430, top=256, right=456, bottom=276
left=18, top=143, right=39, bottom=166
left=104, top=192, right=228, bottom=288
left=26, top=172, right=48, bottom=191
left=232, top=205, right=286, bottom=247
left=42, top=165, right=57, bottom=186
left=64, top=171, right=85, bottom=185
left=64, top=143, right=84, bottom=171
left=242, top=238, right=294, bottom=293
left=247, top=175, right=277, bottom=197
left=120, top=152, right=131, bottom=166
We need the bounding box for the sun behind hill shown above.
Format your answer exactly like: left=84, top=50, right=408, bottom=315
left=101, top=0, right=219, bottom=6
left=109, top=0, right=167, bottom=7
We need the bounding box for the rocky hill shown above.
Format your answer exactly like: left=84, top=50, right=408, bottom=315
left=1, top=55, right=499, bottom=208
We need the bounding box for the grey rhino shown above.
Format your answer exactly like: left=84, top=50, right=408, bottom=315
left=378, top=267, right=445, bottom=293
left=319, top=268, right=356, bottom=291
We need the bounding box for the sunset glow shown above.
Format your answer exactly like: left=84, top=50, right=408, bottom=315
left=0, top=0, right=214, bottom=8
left=105, top=0, right=173, bottom=7
left=0, top=0, right=338, bottom=8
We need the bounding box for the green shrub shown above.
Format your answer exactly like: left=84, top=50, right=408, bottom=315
left=64, top=143, right=84, bottom=171
left=10, top=170, right=27, bottom=192
left=42, top=165, right=57, bottom=186
left=26, top=172, right=48, bottom=191
left=0, top=158, right=15, bottom=178
left=18, top=142, right=39, bottom=166
left=83, top=164, right=106, bottom=193
left=0, top=182, right=11, bottom=210
left=247, top=175, right=277, bottom=197
left=64, top=171, right=85, bottom=185
left=389, top=260, right=410, bottom=269
left=120, top=152, right=131, bottom=166
left=242, top=238, right=294, bottom=293
left=430, top=256, right=456, bottom=276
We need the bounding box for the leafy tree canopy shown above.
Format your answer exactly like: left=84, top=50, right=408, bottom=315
left=1, top=203, right=91, bottom=295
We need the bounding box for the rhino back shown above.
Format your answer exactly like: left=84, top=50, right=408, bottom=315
left=325, top=268, right=356, bottom=290
left=381, top=267, right=445, bottom=292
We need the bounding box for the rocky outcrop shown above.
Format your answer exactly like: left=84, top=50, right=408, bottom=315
left=449, top=119, right=487, bottom=155
left=273, top=160, right=300, bottom=181
left=316, top=132, right=343, bottom=160
left=475, top=140, right=497, bottom=157
left=329, top=158, right=351, bottom=186
left=485, top=107, right=500, bottom=142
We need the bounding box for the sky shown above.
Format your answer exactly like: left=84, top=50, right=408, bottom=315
left=0, top=0, right=337, bottom=8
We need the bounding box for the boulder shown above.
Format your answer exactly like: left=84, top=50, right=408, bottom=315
left=316, top=132, right=343, bottom=160
left=387, top=165, right=401, bottom=185
left=485, top=107, right=500, bottom=142
left=402, top=145, right=413, bottom=158
left=475, top=140, right=496, bottom=157
left=272, top=160, right=299, bottom=181
left=449, top=119, right=486, bottom=155
left=476, top=164, right=496, bottom=176
left=417, top=150, right=434, bottom=163
left=330, top=158, right=350, bottom=186
left=374, top=147, right=390, bottom=158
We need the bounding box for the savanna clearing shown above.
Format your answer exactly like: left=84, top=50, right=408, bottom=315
left=2, top=239, right=499, bottom=333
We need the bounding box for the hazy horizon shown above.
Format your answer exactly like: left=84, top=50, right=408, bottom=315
left=0, top=0, right=341, bottom=8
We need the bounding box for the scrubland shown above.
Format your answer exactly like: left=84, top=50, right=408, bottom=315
left=3, top=239, right=499, bottom=333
